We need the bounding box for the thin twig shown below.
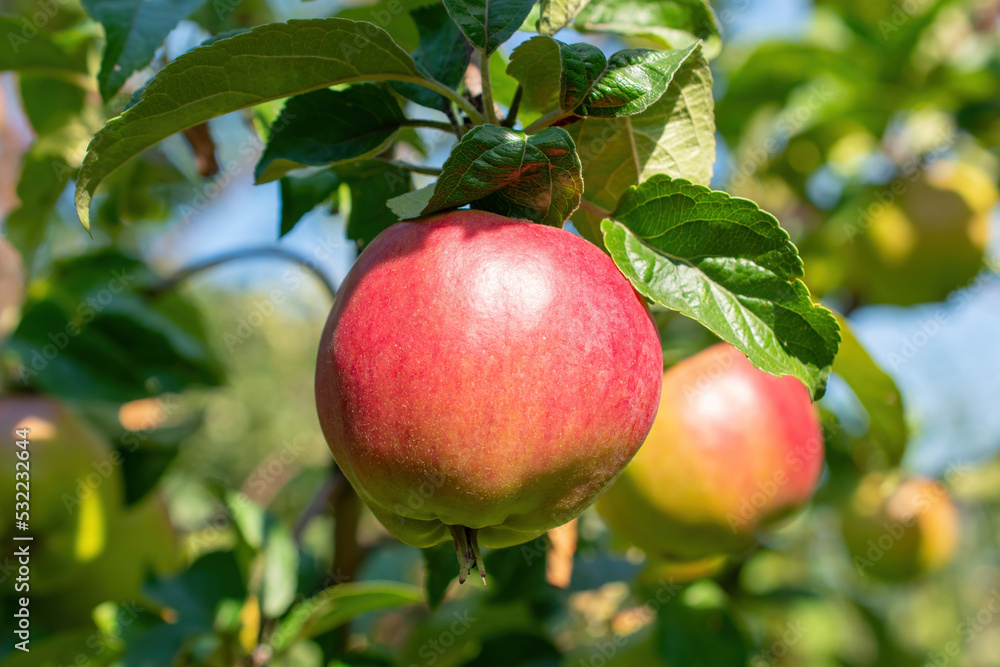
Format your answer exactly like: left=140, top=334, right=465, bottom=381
left=502, top=84, right=523, bottom=128
left=293, top=473, right=342, bottom=544
left=375, top=157, right=443, bottom=176
left=524, top=108, right=575, bottom=134
left=399, top=119, right=456, bottom=133
left=444, top=105, right=466, bottom=139
left=147, top=247, right=338, bottom=300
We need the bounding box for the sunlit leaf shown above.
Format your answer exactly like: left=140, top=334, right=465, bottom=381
left=602, top=176, right=839, bottom=398
left=568, top=47, right=714, bottom=242
left=75, top=18, right=448, bottom=230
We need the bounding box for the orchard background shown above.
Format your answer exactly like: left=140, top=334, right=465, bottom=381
left=1, top=0, right=1000, bottom=665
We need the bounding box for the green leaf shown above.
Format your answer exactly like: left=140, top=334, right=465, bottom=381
left=575, top=0, right=720, bottom=59
left=421, top=541, right=457, bottom=610
left=538, top=0, right=592, bottom=35
left=0, top=19, right=87, bottom=73
left=255, top=84, right=406, bottom=183
left=831, top=314, right=907, bottom=466
left=397, top=124, right=582, bottom=227
left=335, top=0, right=426, bottom=51
left=507, top=36, right=564, bottom=113
left=656, top=585, right=749, bottom=666
left=145, top=551, right=247, bottom=625
left=279, top=169, right=341, bottom=237
left=392, top=3, right=474, bottom=111
left=269, top=581, right=422, bottom=652
left=568, top=47, right=714, bottom=242
left=18, top=75, right=86, bottom=137
left=602, top=176, right=840, bottom=398
left=4, top=251, right=224, bottom=402
left=81, top=0, right=208, bottom=100
left=74, top=18, right=457, bottom=230
left=463, top=633, right=562, bottom=666
left=386, top=183, right=435, bottom=220
left=509, top=40, right=697, bottom=119
left=575, top=43, right=699, bottom=118
left=442, top=0, right=538, bottom=53
left=4, top=149, right=72, bottom=271
left=261, top=522, right=300, bottom=618
left=507, top=36, right=605, bottom=115
left=227, top=492, right=266, bottom=549
left=0, top=630, right=117, bottom=667
left=340, top=161, right=413, bottom=248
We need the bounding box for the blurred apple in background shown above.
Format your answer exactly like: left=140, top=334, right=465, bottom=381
left=0, top=396, right=121, bottom=592
left=841, top=474, right=959, bottom=582
left=599, top=343, right=824, bottom=561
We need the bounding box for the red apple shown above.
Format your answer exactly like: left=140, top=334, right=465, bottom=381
left=598, top=343, right=823, bottom=560
left=315, top=210, right=662, bottom=581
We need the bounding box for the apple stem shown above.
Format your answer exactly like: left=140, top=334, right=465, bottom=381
left=448, top=525, right=486, bottom=585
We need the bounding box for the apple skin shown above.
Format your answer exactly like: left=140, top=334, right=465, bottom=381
left=598, top=343, right=823, bottom=560
left=315, top=210, right=662, bottom=553
left=842, top=475, right=959, bottom=582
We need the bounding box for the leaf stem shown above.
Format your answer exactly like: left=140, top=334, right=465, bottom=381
left=579, top=199, right=612, bottom=220
left=444, top=106, right=466, bottom=139
left=399, top=119, right=457, bottom=133
left=420, top=78, right=486, bottom=125
left=524, top=108, right=575, bottom=134
left=375, top=157, right=442, bottom=176
left=480, top=48, right=498, bottom=125
left=502, top=85, right=523, bottom=128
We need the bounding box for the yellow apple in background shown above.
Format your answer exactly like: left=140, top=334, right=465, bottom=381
left=33, top=491, right=183, bottom=628
left=0, top=395, right=123, bottom=593
left=837, top=160, right=998, bottom=305
left=841, top=474, right=959, bottom=582
left=598, top=344, right=824, bottom=561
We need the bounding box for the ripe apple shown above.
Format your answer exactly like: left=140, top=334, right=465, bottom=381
left=0, top=395, right=123, bottom=593
left=315, top=210, right=663, bottom=581
left=598, top=343, right=824, bottom=560
left=841, top=474, right=959, bottom=582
